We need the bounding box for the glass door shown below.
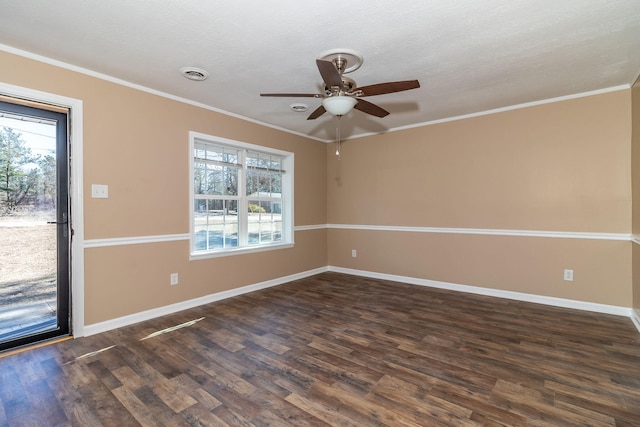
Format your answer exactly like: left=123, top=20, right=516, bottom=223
left=0, top=99, right=70, bottom=351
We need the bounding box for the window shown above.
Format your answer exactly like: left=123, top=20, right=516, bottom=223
left=190, top=132, right=293, bottom=258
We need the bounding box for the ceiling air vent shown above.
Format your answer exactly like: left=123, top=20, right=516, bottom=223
left=180, top=67, right=209, bottom=81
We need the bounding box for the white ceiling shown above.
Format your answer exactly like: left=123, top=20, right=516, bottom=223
left=1, top=1, right=639, bottom=142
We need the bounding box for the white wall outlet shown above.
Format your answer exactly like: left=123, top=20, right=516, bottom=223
left=563, top=269, right=574, bottom=281
left=91, top=184, right=109, bottom=199
left=352, top=249, right=357, bottom=258
left=170, top=273, right=179, bottom=285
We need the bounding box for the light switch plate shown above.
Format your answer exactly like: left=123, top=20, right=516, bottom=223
left=91, top=184, right=109, bottom=199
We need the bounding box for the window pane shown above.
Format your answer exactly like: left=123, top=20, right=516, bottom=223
left=257, top=171, right=271, bottom=193
left=206, top=224, right=238, bottom=249
left=193, top=199, right=209, bottom=251
left=257, top=221, right=282, bottom=244
left=194, top=162, right=206, bottom=195
left=246, top=170, right=282, bottom=197
left=247, top=151, right=282, bottom=171
left=246, top=200, right=282, bottom=245
left=247, top=201, right=262, bottom=244
left=246, top=169, right=258, bottom=196
left=260, top=222, right=273, bottom=243
left=194, top=163, right=239, bottom=196
left=193, top=199, right=239, bottom=251
left=194, top=200, right=207, bottom=228
left=208, top=165, right=237, bottom=196
left=195, top=142, right=239, bottom=165
left=194, top=147, right=206, bottom=160
left=270, top=172, right=282, bottom=194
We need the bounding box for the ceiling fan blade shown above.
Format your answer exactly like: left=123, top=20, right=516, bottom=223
left=316, top=59, right=344, bottom=88
left=260, top=93, right=322, bottom=97
left=306, top=105, right=326, bottom=120
left=357, top=80, right=420, bottom=97
left=354, top=99, right=390, bottom=118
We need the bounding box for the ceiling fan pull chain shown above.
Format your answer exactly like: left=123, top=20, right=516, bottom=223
left=336, top=116, right=342, bottom=159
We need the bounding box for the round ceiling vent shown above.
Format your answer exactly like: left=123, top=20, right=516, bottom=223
left=290, top=103, right=309, bottom=112
left=180, top=67, right=209, bottom=81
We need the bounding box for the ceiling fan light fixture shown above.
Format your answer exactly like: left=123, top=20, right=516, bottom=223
left=322, top=96, right=357, bottom=116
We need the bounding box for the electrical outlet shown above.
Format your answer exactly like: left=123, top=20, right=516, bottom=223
left=351, top=249, right=357, bottom=258
left=170, top=273, right=179, bottom=285
left=563, top=269, right=573, bottom=281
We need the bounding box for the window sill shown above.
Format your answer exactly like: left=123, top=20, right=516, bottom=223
left=189, top=242, right=294, bottom=261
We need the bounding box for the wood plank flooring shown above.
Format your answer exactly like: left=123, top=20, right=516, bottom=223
left=1, top=272, right=640, bottom=426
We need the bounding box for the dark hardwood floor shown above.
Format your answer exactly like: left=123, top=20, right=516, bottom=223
left=1, top=272, right=640, bottom=426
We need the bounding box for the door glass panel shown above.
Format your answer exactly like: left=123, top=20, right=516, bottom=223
left=0, top=102, right=69, bottom=350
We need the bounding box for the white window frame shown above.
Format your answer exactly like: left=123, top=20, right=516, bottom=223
left=189, top=131, right=294, bottom=260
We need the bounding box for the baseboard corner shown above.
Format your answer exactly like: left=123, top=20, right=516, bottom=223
left=631, top=309, right=640, bottom=334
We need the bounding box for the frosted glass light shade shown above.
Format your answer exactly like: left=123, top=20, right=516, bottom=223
left=322, top=96, right=357, bottom=116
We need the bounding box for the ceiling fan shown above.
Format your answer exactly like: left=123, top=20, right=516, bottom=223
left=260, top=50, right=420, bottom=120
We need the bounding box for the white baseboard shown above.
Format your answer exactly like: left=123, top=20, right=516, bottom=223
left=82, top=266, right=328, bottom=337
left=83, top=264, right=637, bottom=338
left=328, top=266, right=633, bottom=318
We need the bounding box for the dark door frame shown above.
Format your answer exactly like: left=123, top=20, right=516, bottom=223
left=0, top=100, right=70, bottom=351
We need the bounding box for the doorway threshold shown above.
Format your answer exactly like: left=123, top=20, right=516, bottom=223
left=0, top=334, right=72, bottom=358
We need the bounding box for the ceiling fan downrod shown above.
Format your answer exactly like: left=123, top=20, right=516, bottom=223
left=333, top=57, right=347, bottom=75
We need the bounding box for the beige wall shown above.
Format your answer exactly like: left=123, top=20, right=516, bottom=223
left=84, top=230, right=326, bottom=324
left=632, top=76, right=640, bottom=311
left=328, top=90, right=633, bottom=306
left=0, top=51, right=328, bottom=325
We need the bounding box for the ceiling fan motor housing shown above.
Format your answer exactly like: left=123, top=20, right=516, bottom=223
left=324, top=77, right=357, bottom=95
